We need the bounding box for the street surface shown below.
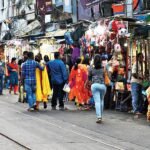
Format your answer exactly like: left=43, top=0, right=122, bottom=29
left=0, top=90, right=150, bottom=150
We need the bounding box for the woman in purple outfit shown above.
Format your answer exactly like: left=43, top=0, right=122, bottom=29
left=71, top=44, right=80, bottom=65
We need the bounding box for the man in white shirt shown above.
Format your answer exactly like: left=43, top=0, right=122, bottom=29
left=131, top=52, right=144, bottom=115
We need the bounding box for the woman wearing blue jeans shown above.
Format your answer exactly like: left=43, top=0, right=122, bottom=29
left=88, top=55, right=106, bottom=123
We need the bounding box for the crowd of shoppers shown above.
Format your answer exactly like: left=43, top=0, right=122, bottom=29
left=0, top=45, right=149, bottom=123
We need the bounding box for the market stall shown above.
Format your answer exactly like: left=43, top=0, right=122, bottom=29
left=63, top=17, right=150, bottom=112
left=4, top=39, right=30, bottom=63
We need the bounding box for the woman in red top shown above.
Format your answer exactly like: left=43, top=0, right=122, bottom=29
left=8, top=58, right=19, bottom=95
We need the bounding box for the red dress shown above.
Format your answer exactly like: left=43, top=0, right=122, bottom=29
left=69, top=64, right=90, bottom=105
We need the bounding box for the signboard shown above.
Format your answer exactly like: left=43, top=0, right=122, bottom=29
left=80, top=0, right=100, bottom=8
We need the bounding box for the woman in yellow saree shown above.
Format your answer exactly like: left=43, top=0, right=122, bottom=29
left=35, top=55, right=51, bottom=109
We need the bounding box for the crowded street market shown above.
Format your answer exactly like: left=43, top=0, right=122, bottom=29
left=0, top=0, right=150, bottom=150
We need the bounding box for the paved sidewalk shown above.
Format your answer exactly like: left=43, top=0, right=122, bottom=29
left=0, top=90, right=149, bottom=150
left=0, top=135, right=25, bottom=150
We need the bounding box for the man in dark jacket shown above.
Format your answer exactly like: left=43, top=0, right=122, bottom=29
left=47, top=52, right=68, bottom=110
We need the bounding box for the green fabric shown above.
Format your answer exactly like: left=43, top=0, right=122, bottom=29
left=146, top=15, right=150, bottom=23
left=142, top=80, right=150, bottom=89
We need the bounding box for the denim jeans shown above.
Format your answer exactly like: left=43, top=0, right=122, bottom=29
left=5, top=76, right=10, bottom=89
left=0, top=75, right=3, bottom=94
left=24, top=83, right=36, bottom=108
left=91, top=83, right=106, bottom=119
left=131, top=82, right=143, bottom=113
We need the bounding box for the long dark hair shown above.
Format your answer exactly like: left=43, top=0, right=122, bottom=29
left=94, top=55, right=102, bottom=69
left=35, top=55, right=40, bottom=63
left=11, top=57, right=16, bottom=63
left=74, top=57, right=81, bottom=70
left=44, top=55, right=50, bottom=63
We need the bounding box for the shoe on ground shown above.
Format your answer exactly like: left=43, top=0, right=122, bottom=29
left=59, top=107, right=64, bottom=111
left=134, top=114, right=140, bottom=119
left=33, top=105, right=39, bottom=111
left=52, top=106, right=56, bottom=110
left=128, top=110, right=134, bottom=114
left=96, top=118, right=102, bottom=124
left=27, top=108, right=34, bottom=111
left=135, top=112, right=142, bottom=115
left=43, top=102, right=47, bottom=109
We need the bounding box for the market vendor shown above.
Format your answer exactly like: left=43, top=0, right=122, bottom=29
left=131, top=52, right=144, bottom=115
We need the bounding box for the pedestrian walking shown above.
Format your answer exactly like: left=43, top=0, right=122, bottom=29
left=18, top=51, right=28, bottom=77
left=5, top=59, right=10, bottom=89
left=0, top=55, right=5, bottom=95
left=18, top=51, right=28, bottom=102
left=88, top=55, right=106, bottom=123
left=131, top=52, right=144, bottom=116
left=44, top=55, right=52, bottom=89
left=47, top=52, right=68, bottom=110
left=69, top=57, right=90, bottom=109
left=35, top=55, right=51, bottom=110
left=21, top=52, right=44, bottom=111
left=71, top=44, right=80, bottom=65
left=8, top=58, right=19, bottom=95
